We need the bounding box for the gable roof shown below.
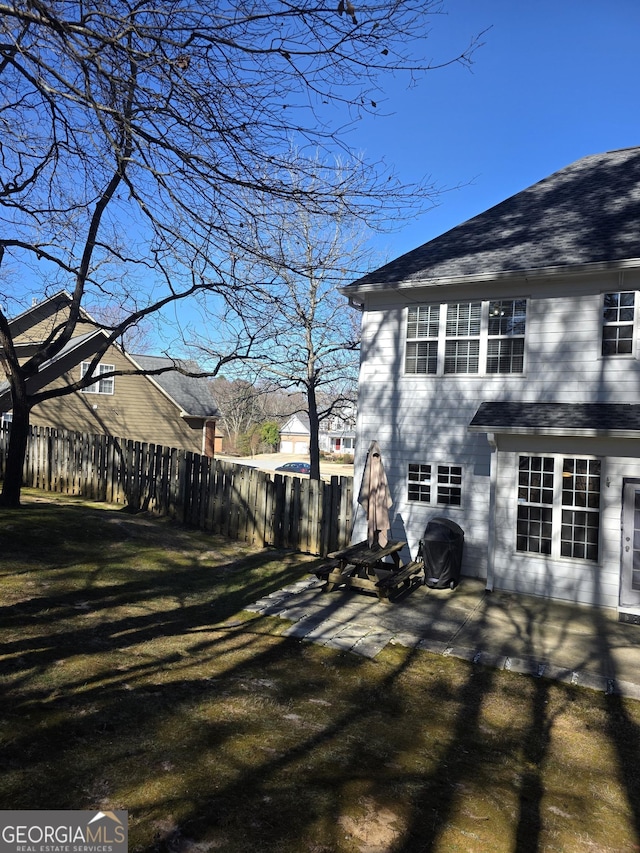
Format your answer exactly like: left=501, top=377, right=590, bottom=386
left=130, top=354, right=219, bottom=419
left=0, top=329, right=108, bottom=411
left=280, top=413, right=310, bottom=434
left=7, top=290, right=76, bottom=338
left=345, top=146, right=640, bottom=293
left=469, top=401, right=640, bottom=438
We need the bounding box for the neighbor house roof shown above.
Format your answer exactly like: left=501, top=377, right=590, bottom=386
left=0, top=329, right=107, bottom=411
left=130, top=354, right=219, bottom=419
left=344, top=146, right=640, bottom=293
left=469, top=402, right=640, bottom=438
left=280, top=413, right=310, bottom=434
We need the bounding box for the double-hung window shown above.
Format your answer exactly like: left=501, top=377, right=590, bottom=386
left=407, top=463, right=462, bottom=507
left=80, top=361, right=115, bottom=395
left=405, top=299, right=527, bottom=375
left=406, top=305, right=440, bottom=375
left=444, top=302, right=481, bottom=374
left=487, top=299, right=526, bottom=373
left=516, top=456, right=601, bottom=562
left=602, top=291, right=635, bottom=356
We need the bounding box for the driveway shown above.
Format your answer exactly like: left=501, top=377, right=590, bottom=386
left=218, top=452, right=354, bottom=481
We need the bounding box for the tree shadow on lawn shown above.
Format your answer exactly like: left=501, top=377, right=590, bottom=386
left=3, top=501, right=640, bottom=852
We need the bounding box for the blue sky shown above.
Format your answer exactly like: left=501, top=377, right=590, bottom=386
left=351, top=0, right=640, bottom=264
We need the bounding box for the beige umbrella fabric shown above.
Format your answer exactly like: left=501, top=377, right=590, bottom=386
left=358, top=440, right=392, bottom=548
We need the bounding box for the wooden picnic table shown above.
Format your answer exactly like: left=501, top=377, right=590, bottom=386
left=314, top=539, right=424, bottom=602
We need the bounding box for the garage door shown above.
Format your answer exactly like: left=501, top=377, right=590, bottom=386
left=280, top=440, right=293, bottom=453
left=294, top=441, right=309, bottom=454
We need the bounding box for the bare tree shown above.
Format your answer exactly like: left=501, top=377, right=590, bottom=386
left=217, top=157, right=372, bottom=480
left=209, top=377, right=264, bottom=451
left=0, top=1, right=480, bottom=506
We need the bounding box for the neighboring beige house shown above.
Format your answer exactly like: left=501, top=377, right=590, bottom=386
left=1, top=291, right=220, bottom=456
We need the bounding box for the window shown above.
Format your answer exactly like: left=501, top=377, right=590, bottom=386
left=405, top=305, right=439, bottom=374
left=405, top=299, right=527, bottom=375
left=1, top=412, right=12, bottom=426
left=602, top=291, right=635, bottom=355
left=517, top=456, right=601, bottom=562
left=408, top=463, right=462, bottom=506
left=516, top=457, right=554, bottom=555
left=437, top=465, right=462, bottom=506
left=487, top=299, right=526, bottom=373
left=560, top=458, right=601, bottom=560
left=444, top=302, right=481, bottom=374
left=408, top=464, right=431, bottom=502
left=80, top=361, right=115, bottom=395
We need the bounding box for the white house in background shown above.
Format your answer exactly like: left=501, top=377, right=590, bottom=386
left=279, top=409, right=357, bottom=456
left=279, top=413, right=311, bottom=454
left=342, top=146, right=640, bottom=613
left=318, top=407, right=357, bottom=455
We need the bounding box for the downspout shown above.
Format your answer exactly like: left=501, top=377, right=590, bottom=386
left=486, top=432, right=498, bottom=593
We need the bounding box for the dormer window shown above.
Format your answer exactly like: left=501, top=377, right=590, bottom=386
left=602, top=291, right=635, bottom=356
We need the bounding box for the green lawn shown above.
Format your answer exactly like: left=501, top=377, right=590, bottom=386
left=1, top=491, right=640, bottom=852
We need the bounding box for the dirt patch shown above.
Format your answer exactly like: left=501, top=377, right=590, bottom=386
left=338, top=799, right=404, bottom=852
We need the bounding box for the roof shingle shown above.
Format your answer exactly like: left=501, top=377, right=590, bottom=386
left=346, top=147, right=640, bottom=291
left=131, top=354, right=219, bottom=418
left=469, top=401, right=640, bottom=436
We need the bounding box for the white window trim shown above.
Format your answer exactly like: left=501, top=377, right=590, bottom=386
left=515, top=453, right=602, bottom=564
left=601, top=290, right=637, bottom=359
left=80, top=361, right=115, bottom=395
left=405, top=299, right=528, bottom=377
left=407, top=461, right=464, bottom=508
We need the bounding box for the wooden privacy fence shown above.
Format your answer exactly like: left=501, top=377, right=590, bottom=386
left=0, top=424, right=354, bottom=556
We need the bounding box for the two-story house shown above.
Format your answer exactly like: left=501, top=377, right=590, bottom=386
left=1, top=291, right=220, bottom=456
left=342, top=146, right=640, bottom=614
left=319, top=407, right=357, bottom=456
left=280, top=407, right=357, bottom=456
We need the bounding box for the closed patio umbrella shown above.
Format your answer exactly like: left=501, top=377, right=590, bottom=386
left=358, top=440, right=392, bottom=548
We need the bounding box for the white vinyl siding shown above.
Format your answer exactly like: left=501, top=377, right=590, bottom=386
left=355, top=270, right=640, bottom=604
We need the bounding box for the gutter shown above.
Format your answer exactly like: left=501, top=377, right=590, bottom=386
left=468, top=425, right=640, bottom=440
left=340, top=258, right=640, bottom=297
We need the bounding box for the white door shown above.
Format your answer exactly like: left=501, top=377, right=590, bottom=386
left=621, top=479, right=640, bottom=608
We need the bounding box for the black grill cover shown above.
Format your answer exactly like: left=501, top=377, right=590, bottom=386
left=419, top=517, right=464, bottom=589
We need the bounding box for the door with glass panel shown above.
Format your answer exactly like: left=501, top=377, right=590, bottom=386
left=621, top=480, right=640, bottom=608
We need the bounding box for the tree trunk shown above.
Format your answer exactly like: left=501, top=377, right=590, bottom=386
left=307, top=385, right=321, bottom=481
left=0, top=398, right=30, bottom=508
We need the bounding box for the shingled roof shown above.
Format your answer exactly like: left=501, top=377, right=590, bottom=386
left=469, top=402, right=640, bottom=437
left=131, top=354, right=219, bottom=419
left=345, top=147, right=640, bottom=292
